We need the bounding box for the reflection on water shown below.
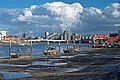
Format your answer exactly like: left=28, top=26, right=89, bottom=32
left=0, top=63, right=9, bottom=66
left=0, top=63, right=30, bottom=67
left=0, top=71, right=31, bottom=79
left=32, top=60, right=67, bottom=66
left=57, top=53, right=88, bottom=58
left=59, top=55, right=77, bottom=58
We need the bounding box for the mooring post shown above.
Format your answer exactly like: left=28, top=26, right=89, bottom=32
left=30, top=40, right=32, bottom=57
left=9, top=39, right=12, bottom=79
left=79, top=40, right=81, bottom=50
left=67, top=40, right=69, bottom=53
left=73, top=40, right=75, bottom=52
left=47, top=40, right=49, bottom=55
left=59, top=41, right=60, bottom=54
left=9, top=39, right=11, bottom=60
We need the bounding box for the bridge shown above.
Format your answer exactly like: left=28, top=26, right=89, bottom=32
left=26, top=32, right=63, bottom=42
left=27, top=39, right=66, bottom=42
left=45, top=32, right=60, bottom=39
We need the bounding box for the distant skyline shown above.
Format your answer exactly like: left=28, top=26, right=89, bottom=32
left=0, top=0, right=119, bottom=9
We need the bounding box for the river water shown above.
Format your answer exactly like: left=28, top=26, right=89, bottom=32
left=0, top=42, right=89, bottom=58
left=0, top=42, right=89, bottom=79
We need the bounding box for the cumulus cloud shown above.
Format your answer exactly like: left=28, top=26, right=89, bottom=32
left=103, top=3, right=120, bottom=18
left=73, top=3, right=120, bottom=34
left=43, top=2, right=83, bottom=28
left=0, top=2, right=119, bottom=36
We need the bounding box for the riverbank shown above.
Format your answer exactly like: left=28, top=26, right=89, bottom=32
left=0, top=48, right=120, bottom=80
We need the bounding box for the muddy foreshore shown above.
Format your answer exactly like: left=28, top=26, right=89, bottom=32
left=0, top=48, right=120, bottom=80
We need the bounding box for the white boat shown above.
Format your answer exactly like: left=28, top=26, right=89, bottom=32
left=43, top=47, right=59, bottom=55
left=63, top=47, right=80, bottom=53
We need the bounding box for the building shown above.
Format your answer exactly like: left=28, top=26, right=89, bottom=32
left=63, top=29, right=71, bottom=41
left=45, top=32, right=49, bottom=38
left=4, top=36, right=20, bottom=42
left=71, top=33, right=76, bottom=41
left=0, top=31, right=7, bottom=41
left=23, top=33, right=28, bottom=38
left=90, top=33, right=118, bottom=44
left=71, top=33, right=81, bottom=41
left=108, top=33, right=118, bottom=42
left=92, top=35, right=109, bottom=41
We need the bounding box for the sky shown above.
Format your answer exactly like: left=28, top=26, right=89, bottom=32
left=0, top=0, right=120, bottom=37
left=0, top=0, right=119, bottom=8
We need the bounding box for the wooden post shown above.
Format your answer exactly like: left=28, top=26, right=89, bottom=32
left=30, top=40, right=32, bottom=57
left=47, top=41, right=49, bottom=49
left=67, top=40, right=69, bottom=53
left=9, top=39, right=12, bottom=79
left=79, top=40, right=81, bottom=49
left=9, top=39, right=11, bottom=60
left=59, top=41, right=60, bottom=53
left=46, top=40, right=50, bottom=67
left=47, top=40, right=49, bottom=55
left=73, top=40, right=75, bottom=52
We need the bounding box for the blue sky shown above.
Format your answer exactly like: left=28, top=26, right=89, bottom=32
left=0, top=0, right=119, bottom=9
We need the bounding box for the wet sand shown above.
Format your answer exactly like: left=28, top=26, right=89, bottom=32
left=0, top=48, right=120, bottom=80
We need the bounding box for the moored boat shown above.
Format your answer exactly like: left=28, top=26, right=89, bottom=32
left=43, top=47, right=59, bottom=55
left=63, top=47, right=80, bottom=53
left=11, top=52, right=32, bottom=58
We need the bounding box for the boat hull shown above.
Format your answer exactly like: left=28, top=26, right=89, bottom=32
left=43, top=51, right=59, bottom=55
left=63, top=48, right=80, bottom=53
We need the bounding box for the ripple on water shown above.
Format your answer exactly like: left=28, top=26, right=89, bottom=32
left=0, top=71, right=31, bottom=79
left=32, top=60, right=67, bottom=67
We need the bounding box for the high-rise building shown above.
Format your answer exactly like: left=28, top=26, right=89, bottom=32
left=0, top=31, right=7, bottom=41
left=71, top=33, right=76, bottom=41
left=63, top=29, right=71, bottom=41
left=45, top=32, right=49, bottom=38
left=23, top=33, right=28, bottom=38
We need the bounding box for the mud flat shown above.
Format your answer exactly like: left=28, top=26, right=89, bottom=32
left=81, top=48, right=120, bottom=54
left=0, top=48, right=120, bottom=80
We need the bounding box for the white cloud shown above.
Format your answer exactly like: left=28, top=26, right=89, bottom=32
left=41, top=2, right=83, bottom=30
left=83, top=7, right=102, bottom=16
left=103, top=3, right=120, bottom=18
left=30, top=5, right=38, bottom=10
left=0, top=2, right=119, bottom=36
